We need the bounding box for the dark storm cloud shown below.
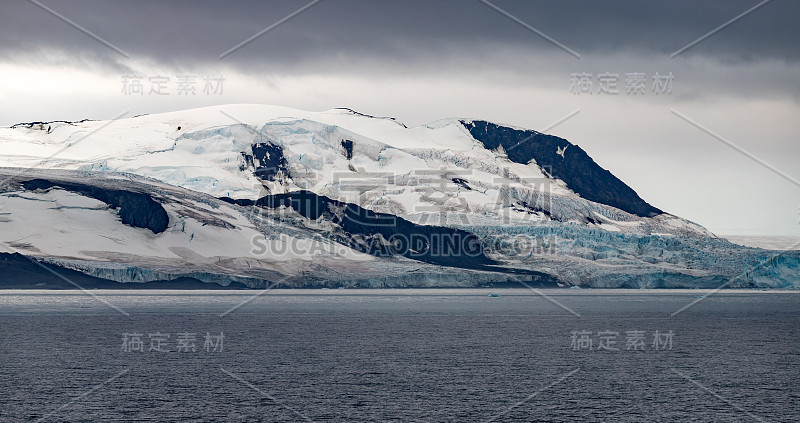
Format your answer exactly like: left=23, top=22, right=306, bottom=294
left=2, top=0, right=798, bottom=71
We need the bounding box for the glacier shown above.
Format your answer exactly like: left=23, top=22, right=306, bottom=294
left=0, top=104, right=797, bottom=288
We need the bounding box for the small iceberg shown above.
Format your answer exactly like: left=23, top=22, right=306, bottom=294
left=487, top=292, right=501, bottom=297
left=569, top=285, right=583, bottom=290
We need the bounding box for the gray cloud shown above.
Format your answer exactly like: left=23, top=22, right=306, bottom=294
left=3, top=0, right=798, bottom=68
left=4, top=0, right=797, bottom=106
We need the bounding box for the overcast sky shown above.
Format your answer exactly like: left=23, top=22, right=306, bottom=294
left=1, top=0, right=798, bottom=236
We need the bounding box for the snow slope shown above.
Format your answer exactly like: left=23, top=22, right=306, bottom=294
left=1, top=104, right=705, bottom=236
left=0, top=169, right=538, bottom=288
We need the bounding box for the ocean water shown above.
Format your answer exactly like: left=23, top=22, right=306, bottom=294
left=0, top=289, right=798, bottom=422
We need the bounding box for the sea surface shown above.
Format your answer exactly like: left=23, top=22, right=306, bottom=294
left=0, top=289, right=798, bottom=422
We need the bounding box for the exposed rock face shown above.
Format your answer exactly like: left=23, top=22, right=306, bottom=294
left=21, top=179, right=169, bottom=233
left=242, top=142, right=289, bottom=182
left=462, top=120, right=662, bottom=218
left=224, top=190, right=504, bottom=270
left=341, top=139, right=354, bottom=160
left=0, top=253, right=247, bottom=289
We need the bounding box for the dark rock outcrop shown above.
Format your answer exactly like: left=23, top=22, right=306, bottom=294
left=242, top=142, right=289, bottom=182
left=224, top=191, right=498, bottom=269
left=341, top=139, right=354, bottom=160
left=223, top=190, right=559, bottom=284
left=0, top=253, right=248, bottom=289
left=21, top=179, right=169, bottom=233
left=462, top=120, right=662, bottom=218
left=10, top=119, right=92, bottom=129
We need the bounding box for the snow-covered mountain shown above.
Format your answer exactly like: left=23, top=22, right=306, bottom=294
left=0, top=105, right=797, bottom=288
